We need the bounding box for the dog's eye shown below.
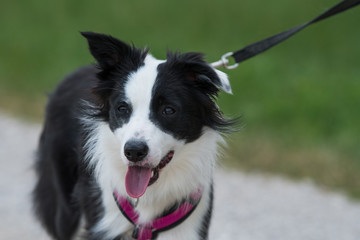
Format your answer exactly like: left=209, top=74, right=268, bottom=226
left=162, top=106, right=176, bottom=116
left=118, top=104, right=130, bottom=115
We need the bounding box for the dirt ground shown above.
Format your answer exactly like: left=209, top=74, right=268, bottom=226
left=1, top=112, right=360, bottom=240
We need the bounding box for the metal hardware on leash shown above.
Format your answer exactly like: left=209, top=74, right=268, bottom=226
left=211, top=52, right=239, bottom=69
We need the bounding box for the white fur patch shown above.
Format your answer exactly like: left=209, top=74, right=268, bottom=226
left=114, top=55, right=177, bottom=169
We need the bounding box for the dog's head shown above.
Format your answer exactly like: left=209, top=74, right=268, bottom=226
left=82, top=32, right=233, bottom=198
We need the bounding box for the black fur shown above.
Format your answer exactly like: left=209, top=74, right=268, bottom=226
left=199, top=183, right=213, bottom=239
left=80, top=32, right=148, bottom=123
left=33, top=65, right=98, bottom=239
left=151, top=52, right=233, bottom=142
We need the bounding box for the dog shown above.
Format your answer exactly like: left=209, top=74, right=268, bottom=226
left=33, top=32, right=235, bottom=240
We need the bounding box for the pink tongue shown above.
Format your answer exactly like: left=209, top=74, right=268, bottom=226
left=125, top=166, right=152, bottom=198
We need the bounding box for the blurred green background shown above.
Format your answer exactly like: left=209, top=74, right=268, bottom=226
left=1, top=0, right=359, bottom=197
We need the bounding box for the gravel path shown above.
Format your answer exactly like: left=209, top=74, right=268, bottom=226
left=1, top=112, right=360, bottom=240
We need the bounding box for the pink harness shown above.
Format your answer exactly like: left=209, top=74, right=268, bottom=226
left=113, top=189, right=202, bottom=240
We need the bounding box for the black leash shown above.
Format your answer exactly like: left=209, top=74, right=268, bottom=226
left=211, top=0, right=360, bottom=69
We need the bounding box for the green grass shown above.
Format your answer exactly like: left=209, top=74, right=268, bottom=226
left=1, top=0, right=360, bottom=198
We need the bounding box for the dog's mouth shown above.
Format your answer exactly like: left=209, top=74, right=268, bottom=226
left=125, top=151, right=174, bottom=198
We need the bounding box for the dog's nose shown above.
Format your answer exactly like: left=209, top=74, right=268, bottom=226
left=124, top=140, right=149, bottom=162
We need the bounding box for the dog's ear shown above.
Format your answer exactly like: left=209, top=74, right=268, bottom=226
left=81, top=32, right=141, bottom=70
left=175, top=52, right=232, bottom=94
left=194, top=69, right=232, bottom=94
left=212, top=69, right=232, bottom=94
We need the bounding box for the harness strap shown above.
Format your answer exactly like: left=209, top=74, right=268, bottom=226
left=212, top=0, right=360, bottom=69
left=113, top=188, right=202, bottom=240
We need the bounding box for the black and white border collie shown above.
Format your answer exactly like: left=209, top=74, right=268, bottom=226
left=33, top=32, right=235, bottom=240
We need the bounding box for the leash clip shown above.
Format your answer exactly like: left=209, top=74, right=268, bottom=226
left=211, top=52, right=239, bottom=69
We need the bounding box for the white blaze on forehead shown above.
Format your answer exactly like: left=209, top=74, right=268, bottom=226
left=116, top=55, right=179, bottom=166
left=125, top=55, right=164, bottom=112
